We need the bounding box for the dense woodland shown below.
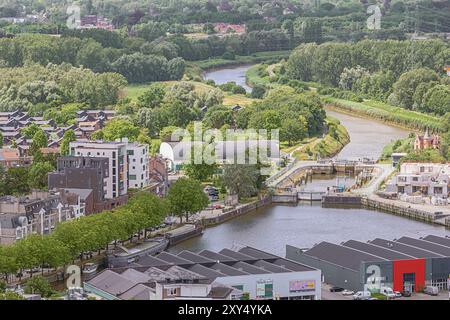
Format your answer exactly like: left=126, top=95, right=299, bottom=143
left=285, top=39, right=450, bottom=116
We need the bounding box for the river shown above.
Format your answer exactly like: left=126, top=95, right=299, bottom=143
left=204, top=64, right=253, bottom=93
left=170, top=64, right=450, bottom=255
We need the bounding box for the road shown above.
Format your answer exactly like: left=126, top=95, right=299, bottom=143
left=321, top=283, right=450, bottom=300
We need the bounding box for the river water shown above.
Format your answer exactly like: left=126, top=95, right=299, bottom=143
left=170, top=65, right=450, bottom=254
left=204, top=64, right=253, bottom=93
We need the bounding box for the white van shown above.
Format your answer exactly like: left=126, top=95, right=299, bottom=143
left=380, top=286, right=396, bottom=299
left=353, top=291, right=372, bottom=300
left=423, top=286, right=439, bottom=296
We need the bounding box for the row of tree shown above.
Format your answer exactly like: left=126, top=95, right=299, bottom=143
left=0, top=178, right=210, bottom=279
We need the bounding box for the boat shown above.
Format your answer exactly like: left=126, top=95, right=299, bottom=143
left=82, top=263, right=98, bottom=275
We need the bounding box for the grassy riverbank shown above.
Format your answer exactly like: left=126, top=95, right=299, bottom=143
left=324, top=97, right=444, bottom=132
left=292, top=117, right=350, bottom=160
left=190, top=50, right=291, bottom=71
left=246, top=62, right=445, bottom=133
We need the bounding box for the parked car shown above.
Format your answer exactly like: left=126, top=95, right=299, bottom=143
left=423, top=286, right=439, bottom=296
left=329, top=286, right=344, bottom=292
left=380, top=286, right=396, bottom=299
left=353, top=291, right=372, bottom=300
left=401, top=290, right=412, bottom=297
left=342, top=289, right=355, bottom=296
left=394, top=291, right=402, bottom=298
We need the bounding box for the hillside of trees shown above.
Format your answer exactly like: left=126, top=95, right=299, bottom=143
left=285, top=39, right=450, bottom=115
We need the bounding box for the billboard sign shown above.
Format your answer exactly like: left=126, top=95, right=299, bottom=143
left=289, top=280, right=316, bottom=292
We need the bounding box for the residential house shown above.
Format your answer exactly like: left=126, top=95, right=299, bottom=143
left=414, top=128, right=440, bottom=151
left=386, top=162, right=450, bottom=198
left=0, top=190, right=84, bottom=244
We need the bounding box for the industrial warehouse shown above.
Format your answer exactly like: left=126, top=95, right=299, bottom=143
left=286, top=235, right=450, bottom=293
left=84, top=246, right=322, bottom=300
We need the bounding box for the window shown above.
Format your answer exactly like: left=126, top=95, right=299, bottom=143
left=127, top=150, right=134, bottom=155
left=129, top=175, right=136, bottom=180
left=167, top=288, right=178, bottom=297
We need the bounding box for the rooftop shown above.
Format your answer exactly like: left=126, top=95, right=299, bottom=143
left=87, top=246, right=318, bottom=300
left=295, top=235, right=450, bottom=271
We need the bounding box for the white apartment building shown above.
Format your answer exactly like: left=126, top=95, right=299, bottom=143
left=69, top=139, right=150, bottom=197
left=126, top=141, right=149, bottom=189
left=70, top=140, right=128, bottom=199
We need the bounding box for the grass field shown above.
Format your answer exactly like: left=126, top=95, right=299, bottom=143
left=125, top=81, right=256, bottom=107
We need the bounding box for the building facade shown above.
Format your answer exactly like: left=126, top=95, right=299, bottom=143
left=386, top=162, right=449, bottom=198
left=287, top=234, right=450, bottom=293
left=70, top=140, right=128, bottom=199
left=0, top=190, right=84, bottom=244
left=84, top=246, right=321, bottom=300
left=126, top=142, right=149, bottom=189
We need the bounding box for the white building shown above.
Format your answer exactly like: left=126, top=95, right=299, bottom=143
left=69, top=139, right=150, bottom=196
left=126, top=141, right=149, bottom=189
left=70, top=140, right=128, bottom=199
left=159, top=140, right=280, bottom=171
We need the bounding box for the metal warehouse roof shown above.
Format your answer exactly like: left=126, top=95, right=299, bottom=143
left=304, top=241, right=386, bottom=271
left=187, top=264, right=227, bottom=278
left=177, top=250, right=216, bottom=264
left=422, top=235, right=450, bottom=248
left=218, top=248, right=258, bottom=261
left=209, top=263, right=250, bottom=276
left=396, top=237, right=450, bottom=257
left=369, top=238, right=443, bottom=258
left=155, top=252, right=194, bottom=265
left=342, top=240, right=415, bottom=260
left=198, top=249, right=238, bottom=263
left=89, top=246, right=319, bottom=300
left=253, top=260, right=293, bottom=273
left=238, top=247, right=279, bottom=260
left=271, top=258, right=316, bottom=272
left=231, top=261, right=270, bottom=274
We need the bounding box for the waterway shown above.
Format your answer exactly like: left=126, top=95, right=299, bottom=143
left=171, top=65, right=450, bottom=254
left=204, top=64, right=253, bottom=93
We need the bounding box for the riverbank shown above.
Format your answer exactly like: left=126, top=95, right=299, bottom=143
left=190, top=50, right=291, bottom=71
left=291, top=117, right=350, bottom=160
left=245, top=62, right=444, bottom=133
left=322, top=98, right=443, bottom=132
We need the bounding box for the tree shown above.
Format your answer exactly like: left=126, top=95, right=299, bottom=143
left=166, top=177, right=209, bottom=222
left=251, top=85, right=266, bottom=99
left=281, top=116, right=308, bottom=146
left=93, top=118, right=140, bottom=142
left=203, top=106, right=233, bottom=129
left=21, top=123, right=40, bottom=139
left=339, top=66, right=369, bottom=91
left=28, top=162, right=54, bottom=190
left=25, top=276, right=54, bottom=298
left=222, top=164, right=260, bottom=199
left=60, top=129, right=76, bottom=156
left=29, top=129, right=48, bottom=159
left=137, top=83, right=166, bottom=108
left=388, top=68, right=439, bottom=109
left=421, top=85, right=450, bottom=116
left=6, top=167, right=30, bottom=195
